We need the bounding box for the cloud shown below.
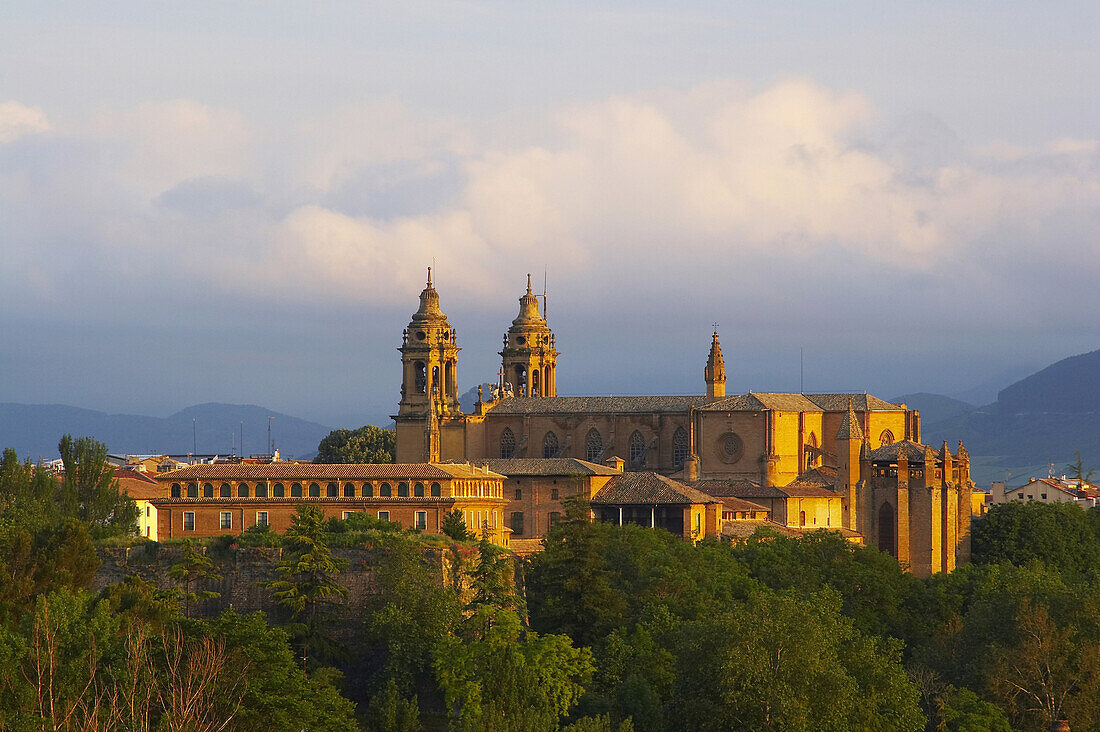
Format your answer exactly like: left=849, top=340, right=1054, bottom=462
left=0, top=101, right=50, bottom=143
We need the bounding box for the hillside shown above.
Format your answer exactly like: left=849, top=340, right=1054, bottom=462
left=996, top=349, right=1100, bottom=414
left=0, top=402, right=333, bottom=461
left=890, top=393, right=975, bottom=425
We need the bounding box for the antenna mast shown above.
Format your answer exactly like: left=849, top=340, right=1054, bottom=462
left=542, top=266, right=548, bottom=321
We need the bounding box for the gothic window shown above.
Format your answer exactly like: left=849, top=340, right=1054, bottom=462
left=500, top=428, right=516, bottom=459
left=629, top=431, right=646, bottom=469
left=717, top=432, right=744, bottom=464
left=878, top=502, right=896, bottom=557
left=586, top=429, right=603, bottom=462
left=672, top=427, right=689, bottom=469
left=879, top=430, right=895, bottom=447
left=806, top=432, right=819, bottom=468
left=414, top=361, right=426, bottom=394
left=543, top=431, right=559, bottom=458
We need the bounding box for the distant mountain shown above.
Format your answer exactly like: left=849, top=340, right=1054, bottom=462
left=0, top=402, right=333, bottom=461
left=890, top=393, right=975, bottom=425
left=996, top=349, right=1100, bottom=414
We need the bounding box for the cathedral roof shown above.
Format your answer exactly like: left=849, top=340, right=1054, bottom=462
left=593, top=472, right=720, bottom=505
left=867, top=440, right=941, bottom=464
left=804, top=393, right=904, bottom=411
left=836, top=400, right=864, bottom=440
left=509, top=274, right=547, bottom=329
left=485, top=458, right=621, bottom=476
left=484, top=395, right=704, bottom=415
left=409, top=267, right=450, bottom=327
left=698, top=392, right=904, bottom=413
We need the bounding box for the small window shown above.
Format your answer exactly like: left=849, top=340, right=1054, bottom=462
left=414, top=482, right=424, bottom=497
left=256, top=511, right=268, bottom=527
left=237, top=483, right=249, bottom=497
left=551, top=488, right=559, bottom=500
left=308, top=483, right=320, bottom=497
left=273, top=483, right=285, bottom=497
left=343, top=483, right=355, bottom=497
left=511, top=511, right=524, bottom=536
left=515, top=488, right=522, bottom=500
left=187, top=483, right=198, bottom=498
left=378, top=510, right=390, bottom=522
left=342, top=511, right=353, bottom=520
left=549, top=512, right=562, bottom=527
left=220, top=512, right=232, bottom=530
left=203, top=483, right=214, bottom=498
left=1041, top=493, right=1047, bottom=500
left=430, top=482, right=441, bottom=497
left=171, top=483, right=181, bottom=498
left=291, top=483, right=303, bottom=498
left=398, top=482, right=409, bottom=497
left=255, top=483, right=268, bottom=498
left=183, top=512, right=195, bottom=531
left=364, top=483, right=375, bottom=497
left=220, top=483, right=231, bottom=498
left=327, top=482, right=339, bottom=497
left=415, top=511, right=427, bottom=530
left=1027, top=495, right=1033, bottom=500
left=380, top=483, right=391, bottom=497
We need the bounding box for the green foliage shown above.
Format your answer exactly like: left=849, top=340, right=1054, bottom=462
left=1067, top=449, right=1095, bottom=482
left=327, top=510, right=402, bottom=534
left=168, top=539, right=223, bottom=618
left=315, top=424, right=396, bottom=464
left=441, top=508, right=474, bottom=541
left=364, top=677, right=421, bottom=732
left=972, top=501, right=1100, bottom=577
left=58, top=434, right=139, bottom=538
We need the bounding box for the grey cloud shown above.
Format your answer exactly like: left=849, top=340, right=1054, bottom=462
left=156, top=176, right=262, bottom=217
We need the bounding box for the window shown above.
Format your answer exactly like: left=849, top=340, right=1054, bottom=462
left=414, top=482, right=425, bottom=497
left=342, top=511, right=353, bottom=520
left=237, top=483, right=249, bottom=497
left=187, top=482, right=198, bottom=498
left=220, top=512, right=232, bottom=530
left=398, top=482, right=409, bottom=497
left=879, top=430, right=895, bottom=447
left=327, top=482, right=339, bottom=497
left=515, top=488, right=522, bottom=500
left=378, top=510, right=390, bottom=522
left=308, top=482, right=320, bottom=497
left=364, top=483, right=375, bottom=497
left=549, top=512, right=561, bottom=527
left=219, top=483, right=231, bottom=498
left=183, top=512, right=195, bottom=531
left=628, top=431, right=646, bottom=468
left=543, top=431, right=559, bottom=458
left=500, top=428, right=516, bottom=459
left=291, top=483, right=303, bottom=497
left=585, top=429, right=603, bottom=462
left=415, top=511, right=427, bottom=530
left=379, top=483, right=391, bottom=497
left=799, top=510, right=807, bottom=527
left=343, top=483, right=354, bottom=497
left=414, top=361, right=426, bottom=393
left=273, top=483, right=284, bottom=497
left=551, top=488, right=559, bottom=500
left=256, top=511, right=268, bottom=527
left=511, top=511, right=524, bottom=536
left=672, top=427, right=689, bottom=469
left=430, top=482, right=441, bottom=497
left=203, top=483, right=214, bottom=498
left=171, top=483, right=181, bottom=498
left=1041, top=493, right=1048, bottom=500
left=255, top=483, right=268, bottom=498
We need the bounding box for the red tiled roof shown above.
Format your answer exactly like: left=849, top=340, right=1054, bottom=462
left=116, top=475, right=163, bottom=501
left=153, top=463, right=503, bottom=481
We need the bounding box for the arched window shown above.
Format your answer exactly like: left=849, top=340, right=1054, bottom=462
left=203, top=483, right=214, bottom=498
left=308, top=482, right=320, bottom=497
left=343, top=483, right=355, bottom=497
left=878, top=502, right=896, bottom=557
left=363, top=483, right=374, bottom=497
left=291, top=483, right=303, bottom=498
left=531, top=369, right=540, bottom=397
left=514, top=365, right=527, bottom=394
left=500, top=428, right=516, bottom=459
left=414, top=482, right=424, bottom=497
left=806, top=432, right=819, bottom=468
left=187, top=483, right=198, bottom=498
left=414, top=361, right=426, bottom=394
left=255, top=483, right=268, bottom=498
left=237, top=483, right=249, bottom=497
left=272, top=483, right=284, bottom=497
left=879, top=430, right=895, bottom=447
left=171, top=483, right=181, bottom=498
left=585, top=429, right=602, bottom=462
left=672, top=427, right=689, bottom=469
left=327, top=482, right=338, bottom=497
left=220, top=483, right=231, bottom=498
left=398, top=482, right=409, bottom=497
left=799, top=510, right=807, bottom=526
left=543, top=431, right=559, bottom=458
left=629, top=431, right=646, bottom=469
left=430, top=482, right=441, bottom=497
left=380, top=482, right=391, bottom=497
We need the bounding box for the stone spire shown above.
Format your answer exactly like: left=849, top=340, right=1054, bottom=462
left=501, top=274, right=557, bottom=397
left=705, top=331, right=726, bottom=399
left=836, top=397, right=864, bottom=440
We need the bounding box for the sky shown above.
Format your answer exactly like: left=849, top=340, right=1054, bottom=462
left=1, top=1, right=1098, bottom=428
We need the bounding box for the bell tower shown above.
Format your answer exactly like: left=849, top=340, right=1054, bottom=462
left=394, top=269, right=461, bottom=461
left=704, top=330, right=726, bottom=399
left=501, top=274, right=557, bottom=397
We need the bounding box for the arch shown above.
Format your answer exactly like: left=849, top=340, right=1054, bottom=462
left=543, top=431, right=559, bottom=458
left=255, top=483, right=268, bottom=498
left=799, top=510, right=807, bottom=527
left=878, top=502, right=896, bottom=557
left=672, top=427, right=689, bottom=469
left=414, top=361, right=426, bottom=394
left=500, top=428, right=516, bottom=459
left=806, top=432, right=819, bottom=468
left=414, top=482, right=425, bottom=497
left=237, top=483, right=249, bottom=498
left=291, top=483, right=303, bottom=498
left=308, top=482, right=320, bottom=497
left=513, top=364, right=527, bottom=395
left=220, top=483, right=231, bottom=498
left=343, top=483, right=355, bottom=497
left=272, top=483, right=284, bottom=497
left=398, top=482, right=409, bottom=497
left=879, top=430, right=895, bottom=448
left=187, top=482, right=198, bottom=498
left=363, top=483, right=375, bottom=497
left=531, top=369, right=540, bottom=397
left=628, top=431, right=646, bottom=469
left=203, top=483, right=214, bottom=498
left=585, top=429, right=603, bottom=462
left=171, top=483, right=181, bottom=498
left=430, top=482, right=441, bottom=497
left=379, top=482, right=391, bottom=497
left=327, top=482, right=339, bottom=497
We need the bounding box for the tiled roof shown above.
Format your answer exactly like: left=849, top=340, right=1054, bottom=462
left=484, top=395, right=703, bottom=415
left=484, top=458, right=621, bottom=476
left=116, top=475, right=163, bottom=501
left=723, top=520, right=803, bottom=539
left=836, top=405, right=864, bottom=440
left=700, top=393, right=820, bottom=412
left=593, top=472, right=720, bottom=505
left=779, top=480, right=840, bottom=498
left=1007, top=478, right=1078, bottom=497
left=868, top=440, right=936, bottom=463
left=152, top=463, right=504, bottom=481
left=692, top=479, right=788, bottom=500
left=804, top=393, right=904, bottom=411
left=718, top=495, right=770, bottom=514
left=800, top=467, right=837, bottom=483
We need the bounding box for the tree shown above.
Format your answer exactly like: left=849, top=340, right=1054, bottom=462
left=264, top=505, right=349, bottom=668
left=1066, top=449, right=1095, bottom=483
left=441, top=509, right=474, bottom=541
left=168, top=540, right=223, bottom=618
left=58, top=434, right=139, bottom=538
left=971, top=501, right=1100, bottom=577
left=363, top=678, right=420, bottom=732
left=314, top=425, right=396, bottom=464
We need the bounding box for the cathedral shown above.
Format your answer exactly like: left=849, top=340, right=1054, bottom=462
left=393, top=270, right=972, bottom=575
